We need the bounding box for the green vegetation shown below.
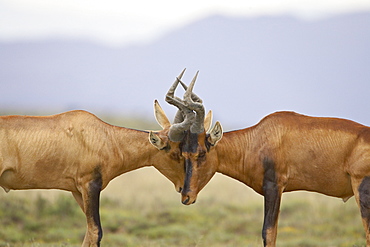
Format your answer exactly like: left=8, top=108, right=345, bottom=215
left=0, top=169, right=366, bottom=247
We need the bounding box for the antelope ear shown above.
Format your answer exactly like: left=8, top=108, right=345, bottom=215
left=204, top=110, right=213, bottom=133
left=154, top=100, right=171, bottom=129
left=149, top=131, right=168, bottom=150
left=208, top=121, right=223, bottom=146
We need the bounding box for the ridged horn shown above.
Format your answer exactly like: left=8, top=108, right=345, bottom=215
left=166, top=68, right=186, bottom=124
left=178, top=78, right=202, bottom=103
left=165, top=69, right=196, bottom=142
left=184, top=71, right=205, bottom=134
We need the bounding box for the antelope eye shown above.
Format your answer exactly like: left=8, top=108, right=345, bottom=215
left=198, top=151, right=206, bottom=159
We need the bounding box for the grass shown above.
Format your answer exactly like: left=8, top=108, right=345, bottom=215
left=0, top=168, right=366, bottom=247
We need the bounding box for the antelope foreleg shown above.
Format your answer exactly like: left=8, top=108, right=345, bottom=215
left=80, top=168, right=103, bottom=247
left=262, top=182, right=282, bottom=247
left=354, top=176, right=370, bottom=246
left=262, top=158, right=282, bottom=247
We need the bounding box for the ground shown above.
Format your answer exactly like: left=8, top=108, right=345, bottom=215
left=0, top=168, right=366, bottom=247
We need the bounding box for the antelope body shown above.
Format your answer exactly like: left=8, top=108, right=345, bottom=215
left=211, top=111, right=366, bottom=200
left=182, top=110, right=370, bottom=246
left=0, top=107, right=185, bottom=246
left=0, top=69, right=213, bottom=246
left=166, top=72, right=370, bottom=246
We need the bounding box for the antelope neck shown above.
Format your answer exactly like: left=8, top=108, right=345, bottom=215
left=110, top=127, right=157, bottom=176
left=215, top=127, right=263, bottom=193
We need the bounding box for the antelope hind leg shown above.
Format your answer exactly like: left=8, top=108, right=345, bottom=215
left=72, top=191, right=90, bottom=246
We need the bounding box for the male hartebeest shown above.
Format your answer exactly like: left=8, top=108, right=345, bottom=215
left=0, top=70, right=206, bottom=247
left=169, top=73, right=370, bottom=246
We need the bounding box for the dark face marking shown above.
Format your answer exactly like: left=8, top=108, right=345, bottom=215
left=359, top=176, right=370, bottom=228
left=181, top=158, right=193, bottom=204
left=88, top=166, right=103, bottom=245
left=182, top=131, right=199, bottom=153
left=181, top=131, right=199, bottom=201
left=262, top=157, right=281, bottom=246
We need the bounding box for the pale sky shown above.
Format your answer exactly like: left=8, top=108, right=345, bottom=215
left=1, top=0, right=370, bottom=46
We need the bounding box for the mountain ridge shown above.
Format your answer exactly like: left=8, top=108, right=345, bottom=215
left=0, top=12, right=369, bottom=128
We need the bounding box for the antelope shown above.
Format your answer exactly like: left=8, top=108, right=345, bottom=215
left=0, top=70, right=207, bottom=247
left=169, top=73, right=370, bottom=247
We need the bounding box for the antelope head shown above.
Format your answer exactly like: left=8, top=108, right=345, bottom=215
left=148, top=69, right=213, bottom=194
left=163, top=70, right=223, bottom=205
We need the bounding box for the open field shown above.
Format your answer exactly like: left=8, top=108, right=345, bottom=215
left=0, top=168, right=366, bottom=247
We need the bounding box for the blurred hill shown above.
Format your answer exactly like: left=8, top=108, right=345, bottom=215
left=0, top=12, right=369, bottom=129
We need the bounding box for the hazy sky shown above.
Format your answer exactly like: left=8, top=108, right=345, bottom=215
left=1, top=0, right=370, bottom=46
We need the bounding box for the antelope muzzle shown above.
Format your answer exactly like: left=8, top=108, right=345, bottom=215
left=181, top=157, right=198, bottom=205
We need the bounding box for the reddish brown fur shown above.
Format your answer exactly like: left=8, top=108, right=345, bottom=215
left=216, top=112, right=366, bottom=197
left=181, top=111, right=370, bottom=246
left=0, top=110, right=185, bottom=246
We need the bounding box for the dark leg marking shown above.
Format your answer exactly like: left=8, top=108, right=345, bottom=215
left=359, top=176, right=370, bottom=230
left=88, top=167, right=103, bottom=245
left=262, top=157, right=281, bottom=246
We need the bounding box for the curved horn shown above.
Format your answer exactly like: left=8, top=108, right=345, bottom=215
left=184, top=71, right=205, bottom=134
left=178, top=79, right=202, bottom=103
left=167, top=68, right=186, bottom=100
left=166, top=68, right=187, bottom=124
left=165, top=69, right=195, bottom=141
left=168, top=109, right=194, bottom=142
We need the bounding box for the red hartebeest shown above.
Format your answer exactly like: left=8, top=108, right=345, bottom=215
left=169, top=73, right=370, bottom=247
left=0, top=70, right=207, bottom=247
